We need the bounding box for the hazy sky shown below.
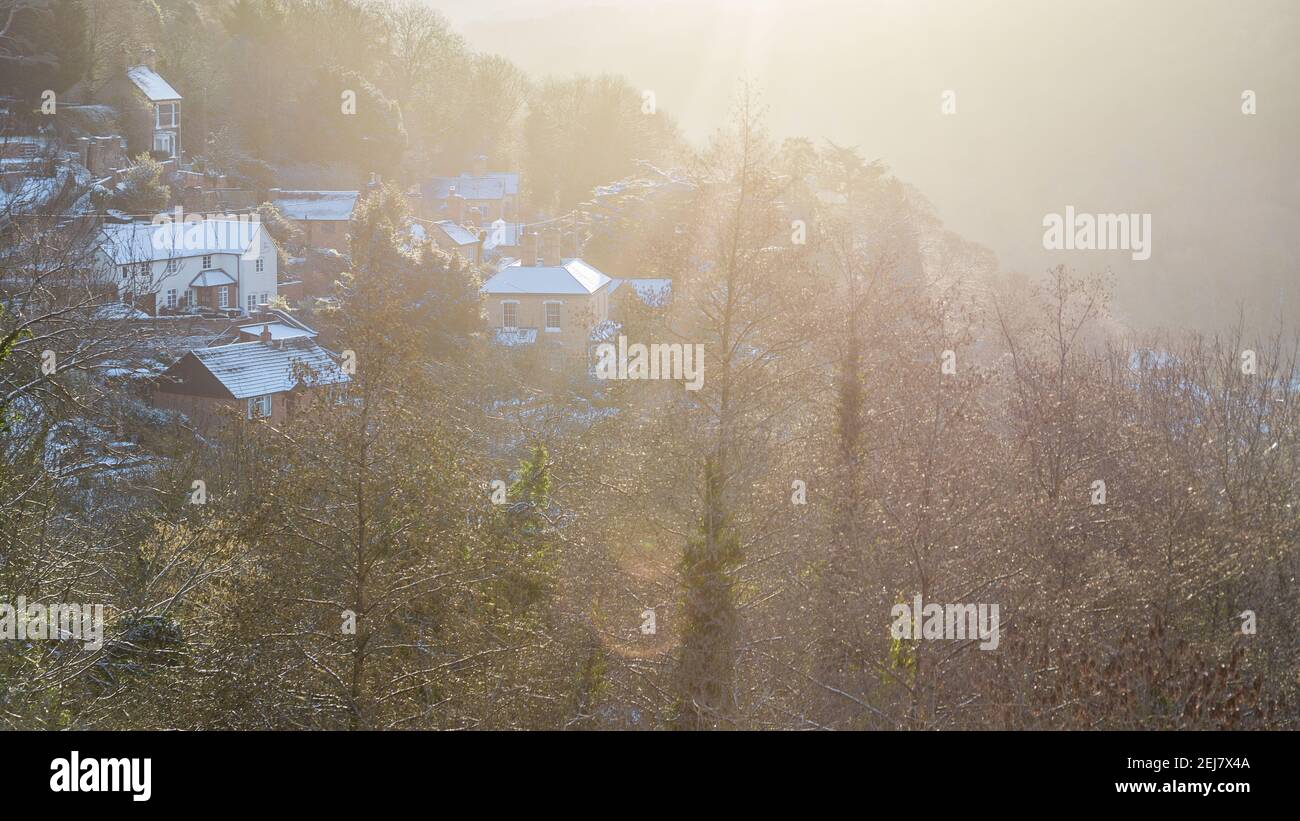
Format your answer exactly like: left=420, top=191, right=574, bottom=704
left=435, top=0, right=1299, bottom=334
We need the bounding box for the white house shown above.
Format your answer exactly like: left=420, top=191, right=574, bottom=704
left=96, top=217, right=278, bottom=316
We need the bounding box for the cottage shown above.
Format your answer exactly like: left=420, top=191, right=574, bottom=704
left=152, top=332, right=349, bottom=427
left=96, top=216, right=279, bottom=316
left=270, top=189, right=359, bottom=252
left=427, top=219, right=482, bottom=265
left=120, top=53, right=182, bottom=160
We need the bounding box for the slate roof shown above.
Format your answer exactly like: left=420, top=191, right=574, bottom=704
left=99, top=219, right=263, bottom=263
left=237, top=322, right=317, bottom=341
left=481, top=258, right=612, bottom=295
left=423, top=172, right=520, bottom=201
left=272, top=191, right=359, bottom=221
left=186, top=338, right=348, bottom=399
left=431, top=220, right=479, bottom=246
left=126, top=66, right=182, bottom=102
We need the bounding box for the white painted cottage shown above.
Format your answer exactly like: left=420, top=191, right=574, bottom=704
left=95, top=217, right=278, bottom=316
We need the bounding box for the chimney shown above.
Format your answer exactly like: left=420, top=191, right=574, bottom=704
left=449, top=193, right=465, bottom=224
left=142, top=47, right=157, bottom=72
left=541, top=229, right=562, bottom=266
left=520, top=231, right=539, bottom=266
left=473, top=154, right=488, bottom=177
left=259, top=323, right=272, bottom=344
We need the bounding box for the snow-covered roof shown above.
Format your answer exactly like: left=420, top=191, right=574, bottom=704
left=272, top=191, right=359, bottom=221
left=99, top=219, right=264, bottom=263
left=190, top=269, right=236, bottom=287
left=424, top=172, right=520, bottom=201
left=126, top=66, right=181, bottom=102
left=609, top=278, right=672, bottom=306
left=183, top=338, right=348, bottom=399
left=482, top=258, right=612, bottom=295
left=431, top=220, right=479, bottom=246
left=93, top=303, right=151, bottom=321
left=237, top=322, right=317, bottom=341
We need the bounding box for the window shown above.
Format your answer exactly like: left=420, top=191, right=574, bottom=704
left=246, top=395, right=272, bottom=419
left=202, top=255, right=212, bottom=269
left=247, top=294, right=257, bottom=313
left=166, top=289, right=177, bottom=309
left=155, top=103, right=177, bottom=129
left=187, top=288, right=198, bottom=307
left=152, top=131, right=175, bottom=157
left=502, top=301, right=518, bottom=329
left=217, top=286, right=229, bottom=308
left=255, top=257, right=264, bottom=273
left=261, top=293, right=269, bottom=306
left=544, top=301, right=561, bottom=332
left=164, top=258, right=180, bottom=274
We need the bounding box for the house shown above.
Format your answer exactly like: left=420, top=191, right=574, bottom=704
left=96, top=216, right=279, bottom=316
left=422, top=155, right=520, bottom=226
left=152, top=332, right=349, bottom=427
left=116, top=52, right=182, bottom=160
left=270, top=189, right=359, bottom=252
left=427, top=219, right=482, bottom=266
left=481, top=231, right=615, bottom=367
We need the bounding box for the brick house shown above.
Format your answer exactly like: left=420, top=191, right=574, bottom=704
left=152, top=332, right=349, bottom=428
left=481, top=231, right=615, bottom=369
left=270, top=189, right=359, bottom=252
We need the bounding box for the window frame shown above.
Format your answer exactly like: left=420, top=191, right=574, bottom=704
left=543, top=300, right=562, bottom=332
left=502, top=300, right=519, bottom=330
left=246, top=394, right=272, bottom=419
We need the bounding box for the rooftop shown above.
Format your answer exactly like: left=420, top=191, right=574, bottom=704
left=126, top=66, right=181, bottom=102
left=271, top=190, right=359, bottom=222
left=99, top=218, right=264, bottom=264
left=424, top=172, right=520, bottom=201
left=430, top=220, right=479, bottom=246
left=481, top=258, right=612, bottom=296
left=181, top=337, right=347, bottom=399
left=237, top=322, right=316, bottom=341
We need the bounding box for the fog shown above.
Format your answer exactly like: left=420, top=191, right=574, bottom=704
left=440, top=0, right=1299, bottom=335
